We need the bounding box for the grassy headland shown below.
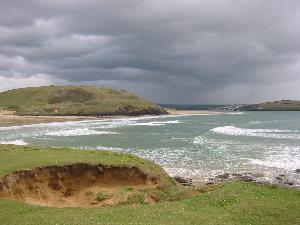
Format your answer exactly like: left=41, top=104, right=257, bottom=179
left=0, top=145, right=183, bottom=209
left=243, top=100, right=300, bottom=111
left=0, top=145, right=174, bottom=181
left=0, top=85, right=167, bottom=116
left=0, top=145, right=299, bottom=225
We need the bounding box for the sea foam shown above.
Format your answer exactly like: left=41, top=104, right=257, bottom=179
left=250, top=145, right=300, bottom=171
left=46, top=128, right=118, bottom=136
left=211, top=126, right=300, bottom=139
left=131, top=120, right=181, bottom=126
left=226, top=112, right=245, bottom=115
left=0, top=139, right=28, bottom=145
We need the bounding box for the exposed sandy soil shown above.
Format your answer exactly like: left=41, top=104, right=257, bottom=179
left=0, top=163, right=158, bottom=208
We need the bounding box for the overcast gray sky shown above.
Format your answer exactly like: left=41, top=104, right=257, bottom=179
left=1, top=0, right=300, bottom=104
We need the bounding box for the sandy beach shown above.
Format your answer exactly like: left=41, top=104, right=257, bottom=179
left=166, top=109, right=224, bottom=116
left=0, top=110, right=100, bottom=127
left=0, top=109, right=223, bottom=127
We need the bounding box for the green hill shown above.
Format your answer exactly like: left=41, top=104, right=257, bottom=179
left=243, top=100, right=300, bottom=111
left=0, top=85, right=167, bottom=116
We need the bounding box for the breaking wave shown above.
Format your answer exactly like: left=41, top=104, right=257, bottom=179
left=46, top=129, right=118, bottom=136
left=250, top=146, right=300, bottom=171
left=0, top=139, right=28, bottom=145
left=226, top=112, right=245, bottom=115
left=210, top=126, right=300, bottom=139
left=131, top=120, right=181, bottom=126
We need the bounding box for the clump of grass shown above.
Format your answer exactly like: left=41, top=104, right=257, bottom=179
left=95, top=192, right=109, bottom=202
left=6, top=105, right=20, bottom=111
left=123, top=187, right=134, bottom=192
left=85, top=191, right=94, bottom=197
left=126, top=192, right=146, bottom=204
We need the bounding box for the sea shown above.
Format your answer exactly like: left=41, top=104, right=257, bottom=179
left=1, top=111, right=300, bottom=185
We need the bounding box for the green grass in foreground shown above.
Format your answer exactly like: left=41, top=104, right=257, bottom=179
left=1, top=181, right=299, bottom=225
left=0, top=145, right=300, bottom=225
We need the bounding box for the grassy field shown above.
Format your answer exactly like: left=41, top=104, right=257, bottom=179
left=0, top=145, right=299, bottom=225
left=0, top=85, right=166, bottom=116
left=1, top=181, right=300, bottom=225
left=244, top=100, right=300, bottom=111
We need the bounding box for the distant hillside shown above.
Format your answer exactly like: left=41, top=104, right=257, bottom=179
left=158, top=104, right=224, bottom=110
left=158, top=104, right=242, bottom=111
left=242, top=100, right=300, bottom=111
left=0, top=85, right=167, bottom=116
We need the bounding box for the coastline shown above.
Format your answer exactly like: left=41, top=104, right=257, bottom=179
left=0, top=110, right=99, bottom=127
left=0, top=109, right=223, bottom=127
left=166, top=109, right=224, bottom=115
left=2, top=109, right=298, bottom=189
left=0, top=110, right=143, bottom=127
left=175, top=172, right=300, bottom=189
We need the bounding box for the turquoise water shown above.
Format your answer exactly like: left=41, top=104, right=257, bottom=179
left=1, top=112, right=300, bottom=184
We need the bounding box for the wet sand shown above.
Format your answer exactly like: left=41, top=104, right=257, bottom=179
left=0, top=109, right=223, bottom=127
left=166, top=109, right=224, bottom=116
left=0, top=110, right=110, bottom=127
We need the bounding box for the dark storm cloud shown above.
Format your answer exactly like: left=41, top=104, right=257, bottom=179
left=0, top=0, right=300, bottom=103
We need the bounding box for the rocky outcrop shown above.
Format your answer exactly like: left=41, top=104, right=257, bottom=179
left=205, top=172, right=299, bottom=189
left=173, top=176, right=194, bottom=186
